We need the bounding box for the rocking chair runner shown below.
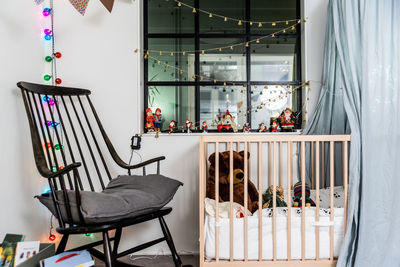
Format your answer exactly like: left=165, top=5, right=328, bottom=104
left=18, top=81, right=189, bottom=267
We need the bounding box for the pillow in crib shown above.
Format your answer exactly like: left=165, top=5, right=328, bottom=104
left=310, top=186, right=345, bottom=209
left=204, top=198, right=252, bottom=218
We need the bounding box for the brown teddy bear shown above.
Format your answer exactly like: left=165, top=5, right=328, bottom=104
left=206, top=150, right=259, bottom=213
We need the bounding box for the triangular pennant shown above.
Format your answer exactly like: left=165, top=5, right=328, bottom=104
left=69, top=0, right=90, bottom=15
left=34, top=0, right=45, bottom=5
left=99, top=0, right=115, bottom=13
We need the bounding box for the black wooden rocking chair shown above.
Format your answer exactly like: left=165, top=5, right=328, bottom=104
left=18, top=81, right=188, bottom=267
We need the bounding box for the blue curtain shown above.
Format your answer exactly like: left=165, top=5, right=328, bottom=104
left=325, top=0, right=400, bottom=266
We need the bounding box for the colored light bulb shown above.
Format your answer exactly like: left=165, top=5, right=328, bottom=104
left=51, top=166, right=57, bottom=172
left=45, top=56, right=53, bottom=62
left=46, top=120, right=52, bottom=126
left=54, top=52, right=62, bottom=59
left=48, top=99, right=55, bottom=106
left=44, top=34, right=52, bottom=41
left=55, top=78, right=62, bottom=85
left=49, top=234, right=56, bottom=241
left=44, top=29, right=52, bottom=35
left=43, top=8, right=51, bottom=17
left=59, top=166, right=64, bottom=170
left=46, top=142, right=51, bottom=148
left=53, top=122, right=59, bottom=127
left=54, top=144, right=63, bottom=150
left=44, top=74, right=51, bottom=81
left=85, top=233, right=93, bottom=237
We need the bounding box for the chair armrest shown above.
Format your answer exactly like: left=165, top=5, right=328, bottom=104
left=42, top=162, right=82, bottom=179
left=122, top=156, right=166, bottom=170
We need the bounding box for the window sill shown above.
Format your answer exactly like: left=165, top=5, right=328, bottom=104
left=142, top=130, right=302, bottom=137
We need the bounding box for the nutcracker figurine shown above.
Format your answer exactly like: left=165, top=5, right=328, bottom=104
left=154, top=108, right=162, bottom=138
left=145, top=108, right=155, bottom=132
left=201, top=121, right=208, bottom=133
left=169, top=120, right=176, bottom=134
left=186, top=119, right=192, bottom=133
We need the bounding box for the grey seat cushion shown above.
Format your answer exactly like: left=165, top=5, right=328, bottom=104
left=37, top=174, right=183, bottom=225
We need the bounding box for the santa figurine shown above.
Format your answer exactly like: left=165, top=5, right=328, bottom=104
left=279, top=107, right=295, bottom=131
left=202, top=121, right=208, bottom=133
left=154, top=108, right=163, bottom=138
left=269, top=119, right=279, bottom=132
left=259, top=122, right=267, bottom=132
left=217, top=110, right=237, bottom=132
left=169, top=120, right=176, bottom=134
left=186, top=119, right=192, bottom=133
left=145, top=108, right=155, bottom=132
left=242, top=122, right=251, bottom=133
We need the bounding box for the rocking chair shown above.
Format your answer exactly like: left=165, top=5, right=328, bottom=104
left=18, top=81, right=188, bottom=267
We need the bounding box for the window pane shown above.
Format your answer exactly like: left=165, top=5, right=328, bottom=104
left=251, top=38, right=297, bottom=81
left=250, top=0, right=297, bottom=34
left=148, top=0, right=194, bottom=34
left=200, top=38, right=246, bottom=81
left=200, top=86, right=247, bottom=130
left=251, top=85, right=293, bottom=129
left=199, top=0, right=245, bottom=34
left=148, top=86, right=195, bottom=131
left=148, top=38, right=195, bottom=82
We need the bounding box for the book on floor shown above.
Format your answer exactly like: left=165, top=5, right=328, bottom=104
left=13, top=241, right=40, bottom=266
left=0, top=234, right=25, bottom=267
left=41, top=251, right=94, bottom=267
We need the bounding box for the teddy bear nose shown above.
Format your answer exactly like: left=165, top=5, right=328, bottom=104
left=236, top=172, right=244, bottom=179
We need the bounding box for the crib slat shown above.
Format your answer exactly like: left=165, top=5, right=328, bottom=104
left=268, top=142, right=272, bottom=187
left=244, top=142, right=249, bottom=262
left=279, top=142, right=283, bottom=186
left=272, top=142, right=277, bottom=261
left=301, top=141, right=306, bottom=261
left=321, top=142, right=325, bottom=188
left=258, top=142, right=263, bottom=262
left=330, top=141, right=335, bottom=260
left=343, top=141, right=348, bottom=235
left=236, top=142, right=240, bottom=151
left=315, top=141, right=320, bottom=260
left=229, top=142, right=234, bottom=262
left=215, top=142, right=219, bottom=262
left=287, top=141, right=292, bottom=261
left=199, top=137, right=205, bottom=266
left=311, top=141, right=315, bottom=189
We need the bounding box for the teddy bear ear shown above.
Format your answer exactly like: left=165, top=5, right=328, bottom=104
left=239, top=150, right=250, bottom=159
left=208, top=152, right=224, bottom=164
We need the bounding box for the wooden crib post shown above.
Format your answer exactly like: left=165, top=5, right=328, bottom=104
left=199, top=137, right=205, bottom=267
left=272, top=141, right=277, bottom=261
left=215, top=142, right=220, bottom=262
left=244, top=142, right=249, bottom=262
left=315, top=141, right=320, bottom=260
left=287, top=141, right=292, bottom=261
left=322, top=142, right=325, bottom=188
left=258, top=142, right=263, bottom=262
left=330, top=141, right=335, bottom=260
left=268, top=142, right=272, bottom=187
left=229, top=142, right=234, bottom=262
left=301, top=141, right=306, bottom=261
left=343, top=141, right=348, bottom=235
left=279, top=142, right=283, bottom=186
left=311, top=141, right=315, bottom=189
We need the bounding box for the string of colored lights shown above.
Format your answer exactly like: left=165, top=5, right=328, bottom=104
left=170, top=0, right=300, bottom=25
left=136, top=20, right=304, bottom=56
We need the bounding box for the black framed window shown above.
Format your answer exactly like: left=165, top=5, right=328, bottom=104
left=144, top=0, right=302, bottom=132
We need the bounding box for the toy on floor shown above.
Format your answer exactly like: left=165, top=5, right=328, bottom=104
left=293, top=181, right=316, bottom=207
left=206, top=150, right=259, bottom=213
left=262, top=185, right=287, bottom=208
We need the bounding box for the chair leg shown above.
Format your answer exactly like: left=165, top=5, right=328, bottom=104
left=102, top=231, right=114, bottom=267
left=159, top=217, right=182, bottom=267
left=56, top=234, right=69, bottom=254
left=113, top=227, right=122, bottom=257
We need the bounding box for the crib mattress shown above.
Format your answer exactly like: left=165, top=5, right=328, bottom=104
left=204, top=207, right=345, bottom=260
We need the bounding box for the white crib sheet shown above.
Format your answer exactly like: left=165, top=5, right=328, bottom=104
left=204, top=207, right=345, bottom=260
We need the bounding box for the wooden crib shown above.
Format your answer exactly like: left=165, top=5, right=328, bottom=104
left=199, top=134, right=350, bottom=267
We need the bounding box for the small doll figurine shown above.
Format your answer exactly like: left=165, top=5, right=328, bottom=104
left=279, top=107, right=296, bottom=131
left=145, top=108, right=155, bottom=132
left=202, top=121, right=208, bottom=133
left=270, top=119, right=279, bottom=132
left=154, top=108, right=162, bottom=138
left=242, top=122, right=251, bottom=133
left=259, top=122, right=267, bottom=132
left=186, top=119, right=192, bottom=133
left=169, top=120, right=176, bottom=134
left=293, top=181, right=316, bottom=207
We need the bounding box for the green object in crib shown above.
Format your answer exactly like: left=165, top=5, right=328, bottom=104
left=262, top=185, right=287, bottom=208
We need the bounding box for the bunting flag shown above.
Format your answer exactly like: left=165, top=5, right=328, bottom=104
left=69, top=0, right=90, bottom=15
left=99, top=0, right=115, bottom=12
left=34, top=0, right=45, bottom=5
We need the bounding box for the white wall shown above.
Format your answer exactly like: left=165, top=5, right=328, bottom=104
left=0, top=0, right=328, bottom=255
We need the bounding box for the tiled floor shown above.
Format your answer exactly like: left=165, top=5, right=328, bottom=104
left=94, top=254, right=199, bottom=267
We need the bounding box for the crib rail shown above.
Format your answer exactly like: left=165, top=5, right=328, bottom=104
left=199, top=134, right=350, bottom=267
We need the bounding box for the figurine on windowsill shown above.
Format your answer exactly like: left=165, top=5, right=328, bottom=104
left=269, top=119, right=279, bottom=132
left=169, top=120, right=176, bottom=134
left=145, top=108, right=155, bottom=132
left=259, top=122, right=267, bottom=132
left=154, top=108, right=162, bottom=138
left=202, top=121, right=208, bottom=133
left=279, top=107, right=295, bottom=132
left=217, top=110, right=237, bottom=132
left=242, top=122, right=251, bottom=133
left=186, top=119, right=192, bottom=133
